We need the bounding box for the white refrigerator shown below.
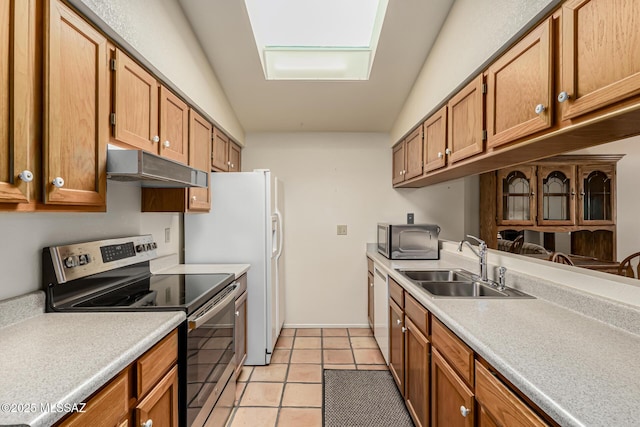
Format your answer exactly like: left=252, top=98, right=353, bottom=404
left=184, top=170, right=285, bottom=365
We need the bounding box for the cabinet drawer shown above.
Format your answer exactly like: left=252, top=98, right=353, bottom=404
left=58, top=369, right=129, bottom=426
left=404, top=293, right=428, bottom=337
left=367, top=257, right=374, bottom=274
left=389, top=277, right=404, bottom=308
left=476, top=362, right=548, bottom=427
left=432, top=318, right=474, bottom=386
left=137, top=329, right=178, bottom=397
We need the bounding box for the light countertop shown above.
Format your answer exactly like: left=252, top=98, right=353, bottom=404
left=367, top=247, right=640, bottom=427
left=154, top=263, right=250, bottom=278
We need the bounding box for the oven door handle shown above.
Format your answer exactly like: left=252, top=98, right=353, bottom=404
left=187, top=285, right=238, bottom=331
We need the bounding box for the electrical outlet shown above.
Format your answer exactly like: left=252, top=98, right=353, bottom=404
left=337, top=225, right=348, bottom=235
left=407, top=213, right=414, bottom=224
left=165, top=228, right=171, bottom=243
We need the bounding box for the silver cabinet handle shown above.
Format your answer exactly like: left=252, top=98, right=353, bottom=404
left=534, top=104, right=546, bottom=114
left=18, top=170, right=34, bottom=182
left=401, top=326, right=406, bottom=333
left=163, top=140, right=171, bottom=148
left=557, top=91, right=570, bottom=103
left=141, top=419, right=153, bottom=427
left=445, top=148, right=452, bottom=155
left=52, top=177, right=64, bottom=188
left=437, top=152, right=443, bottom=158
left=235, top=310, right=240, bottom=317
left=460, top=406, right=471, bottom=417
left=152, top=135, right=160, bottom=143
left=396, top=319, right=401, bottom=325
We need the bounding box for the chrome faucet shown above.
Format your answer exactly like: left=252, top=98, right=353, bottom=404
left=458, top=235, right=488, bottom=283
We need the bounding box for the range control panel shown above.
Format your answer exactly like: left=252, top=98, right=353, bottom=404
left=47, top=235, right=158, bottom=284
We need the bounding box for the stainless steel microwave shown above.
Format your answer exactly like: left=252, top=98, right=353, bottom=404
left=377, top=223, right=440, bottom=260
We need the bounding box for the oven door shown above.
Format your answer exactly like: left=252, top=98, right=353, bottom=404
left=186, top=283, right=238, bottom=427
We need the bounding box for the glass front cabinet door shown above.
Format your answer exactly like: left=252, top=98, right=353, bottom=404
left=537, top=165, right=576, bottom=226
left=496, top=166, right=536, bottom=226
left=578, top=164, right=616, bottom=225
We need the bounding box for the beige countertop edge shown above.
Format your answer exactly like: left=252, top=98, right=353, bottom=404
left=152, top=263, right=251, bottom=279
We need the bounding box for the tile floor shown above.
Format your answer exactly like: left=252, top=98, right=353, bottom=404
left=226, top=327, right=387, bottom=427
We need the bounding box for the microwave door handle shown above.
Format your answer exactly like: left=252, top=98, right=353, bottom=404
left=188, top=286, right=238, bottom=330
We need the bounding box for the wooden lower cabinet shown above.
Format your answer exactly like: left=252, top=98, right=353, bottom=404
left=135, top=365, right=179, bottom=427
left=389, top=298, right=404, bottom=394
left=404, top=316, right=430, bottom=427
left=432, top=348, right=475, bottom=427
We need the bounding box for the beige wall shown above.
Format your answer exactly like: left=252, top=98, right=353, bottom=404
left=243, top=132, right=477, bottom=327
left=391, top=0, right=556, bottom=143
left=75, top=0, right=245, bottom=143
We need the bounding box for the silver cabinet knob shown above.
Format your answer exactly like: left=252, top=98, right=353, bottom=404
left=227, top=161, right=231, bottom=166
left=557, top=91, right=570, bottom=103
left=460, top=406, right=471, bottom=417
left=235, top=311, right=240, bottom=317
left=530, top=191, right=535, bottom=196
left=18, top=170, right=34, bottom=183
left=580, top=191, right=586, bottom=196
left=534, top=104, right=546, bottom=114
left=396, top=319, right=401, bottom=325
left=231, top=163, right=235, bottom=169
left=445, top=148, right=452, bottom=155
left=152, top=135, right=160, bottom=143
left=437, top=152, right=443, bottom=159
left=51, top=177, right=64, bottom=188
left=369, top=282, right=373, bottom=287
left=191, top=195, right=197, bottom=202
left=401, top=326, right=406, bottom=333
left=163, top=140, right=171, bottom=148
left=141, top=420, right=153, bottom=427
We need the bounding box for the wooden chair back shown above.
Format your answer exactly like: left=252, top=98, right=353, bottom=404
left=509, top=235, right=524, bottom=254
left=549, top=252, right=574, bottom=266
left=618, top=252, right=640, bottom=278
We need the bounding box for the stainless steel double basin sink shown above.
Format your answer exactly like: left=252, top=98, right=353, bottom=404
left=396, top=269, right=533, bottom=299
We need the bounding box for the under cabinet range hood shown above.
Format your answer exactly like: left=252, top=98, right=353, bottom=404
left=107, top=149, right=208, bottom=188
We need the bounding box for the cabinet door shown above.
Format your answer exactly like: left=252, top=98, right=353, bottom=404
left=212, top=127, right=229, bottom=172
left=44, top=0, right=107, bottom=206
left=235, top=290, right=247, bottom=375
left=537, top=165, right=576, bottom=226
left=159, top=86, right=189, bottom=164
left=0, top=0, right=33, bottom=204
left=389, top=299, right=404, bottom=395
left=496, top=166, right=537, bottom=226
left=424, top=106, right=447, bottom=173
left=487, top=18, right=553, bottom=148
left=188, top=109, right=212, bottom=211
left=113, top=49, right=159, bottom=152
left=228, top=141, right=241, bottom=172
left=135, top=365, right=179, bottom=427
left=404, top=127, right=423, bottom=180
left=392, top=141, right=406, bottom=185
left=432, top=349, right=474, bottom=427
left=560, top=0, right=640, bottom=120
left=577, top=164, right=615, bottom=225
left=367, top=272, right=374, bottom=330
left=405, top=316, right=430, bottom=427
left=447, top=75, right=485, bottom=164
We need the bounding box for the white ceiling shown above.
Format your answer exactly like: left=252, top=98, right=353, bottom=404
left=178, top=0, right=454, bottom=133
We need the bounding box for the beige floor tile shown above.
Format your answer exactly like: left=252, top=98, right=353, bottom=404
left=323, top=364, right=356, bottom=370
left=323, top=349, right=354, bottom=364
left=296, top=328, right=322, bottom=336
left=349, top=328, right=373, bottom=336
left=286, top=364, right=322, bottom=383
left=270, top=350, right=291, bottom=364
left=280, top=328, right=296, bottom=336
left=275, top=336, right=293, bottom=349
left=235, top=382, right=246, bottom=405
left=322, top=328, right=348, bottom=336
left=357, top=364, right=389, bottom=370
left=239, top=383, right=283, bottom=407
left=281, top=383, right=323, bottom=407
left=237, top=366, right=253, bottom=382
left=277, top=408, right=322, bottom=427
left=250, top=364, right=288, bottom=382
left=293, top=337, right=322, bottom=349
left=290, top=349, right=321, bottom=364
left=353, top=349, right=386, bottom=364
left=350, top=336, right=379, bottom=349
left=229, top=407, right=278, bottom=427
left=322, top=337, right=350, bottom=349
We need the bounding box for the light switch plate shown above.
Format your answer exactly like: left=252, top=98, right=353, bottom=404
left=337, top=225, right=348, bottom=235
left=165, top=228, right=171, bottom=243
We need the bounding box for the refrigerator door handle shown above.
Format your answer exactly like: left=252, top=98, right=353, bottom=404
left=274, top=210, right=283, bottom=260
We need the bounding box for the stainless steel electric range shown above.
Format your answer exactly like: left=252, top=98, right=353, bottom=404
left=42, top=235, right=238, bottom=427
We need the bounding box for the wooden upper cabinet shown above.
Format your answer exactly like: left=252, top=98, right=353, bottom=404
left=404, top=127, right=423, bottom=180
left=188, top=109, right=212, bottom=211
left=392, top=141, right=406, bottom=185
left=487, top=18, right=553, bottom=148
left=159, top=86, right=189, bottom=164
left=536, top=164, right=576, bottom=226
left=228, top=141, right=241, bottom=172
left=496, top=166, right=537, bottom=226
left=424, top=106, right=447, bottom=173
left=212, top=127, right=229, bottom=171
left=577, top=163, right=616, bottom=226
left=447, top=75, right=485, bottom=164
left=560, top=0, right=640, bottom=120
left=112, top=49, right=159, bottom=152
left=0, top=0, right=33, bottom=204
left=44, top=0, right=107, bottom=206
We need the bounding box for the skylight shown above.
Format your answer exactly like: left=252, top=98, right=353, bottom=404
left=244, top=0, right=389, bottom=80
